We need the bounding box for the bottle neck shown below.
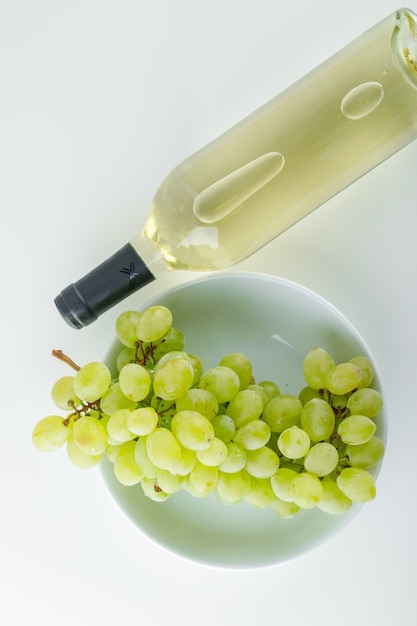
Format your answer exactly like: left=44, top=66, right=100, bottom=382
left=55, top=243, right=155, bottom=329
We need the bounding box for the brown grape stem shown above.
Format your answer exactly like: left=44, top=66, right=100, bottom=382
left=52, top=349, right=81, bottom=371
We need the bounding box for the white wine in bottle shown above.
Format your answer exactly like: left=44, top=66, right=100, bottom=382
left=55, top=8, right=417, bottom=328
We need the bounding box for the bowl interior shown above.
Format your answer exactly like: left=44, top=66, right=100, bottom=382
left=100, top=272, right=386, bottom=569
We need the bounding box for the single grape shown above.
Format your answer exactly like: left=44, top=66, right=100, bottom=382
left=106, top=408, right=136, bottom=443
left=233, top=419, right=271, bottom=450
left=326, top=362, right=362, bottom=395
left=246, top=384, right=269, bottom=408
left=300, top=398, right=335, bottom=442
left=141, top=477, right=170, bottom=502
left=245, top=477, right=276, bottom=509
left=270, top=467, right=298, bottom=502
left=186, top=462, right=219, bottom=497
left=270, top=497, right=300, bottom=518
left=290, top=472, right=323, bottom=509
left=318, top=477, right=352, bottom=515
left=338, top=414, right=376, bottom=445
left=336, top=467, right=376, bottom=502
left=100, top=382, right=138, bottom=415
left=198, top=366, right=240, bottom=404
left=66, top=433, right=102, bottom=469
left=215, top=470, right=250, bottom=504
left=349, top=355, right=374, bottom=388
left=134, top=436, right=160, bottom=478
left=244, top=446, right=280, bottom=478
left=152, top=327, right=185, bottom=361
left=175, top=388, right=219, bottom=421
left=155, top=470, right=183, bottom=494
left=196, top=437, right=228, bottom=466
left=51, top=376, right=80, bottom=410
left=218, top=442, right=247, bottom=473
left=303, top=347, right=335, bottom=390
left=153, top=355, right=194, bottom=401
left=168, top=444, right=197, bottom=476
left=146, top=428, right=182, bottom=471
left=128, top=406, right=158, bottom=436
left=298, top=386, right=321, bottom=406
left=211, top=413, right=236, bottom=444
left=171, top=410, right=214, bottom=451
left=303, top=442, right=339, bottom=477
left=73, top=361, right=112, bottom=403
left=278, top=426, right=310, bottom=459
left=219, top=352, right=253, bottom=390
left=262, top=394, right=302, bottom=433
left=115, top=310, right=142, bottom=347
left=116, top=347, right=136, bottom=372
left=118, top=362, right=151, bottom=402
left=113, top=440, right=143, bottom=486
left=73, top=415, right=108, bottom=455
left=258, top=380, right=281, bottom=401
left=346, top=388, right=383, bottom=418
left=32, top=415, right=70, bottom=451
left=136, top=305, right=172, bottom=343
left=345, top=436, right=385, bottom=468
left=226, top=389, right=264, bottom=428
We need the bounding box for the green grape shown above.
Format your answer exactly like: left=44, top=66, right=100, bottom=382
left=188, top=354, right=204, bottom=385
left=330, top=394, right=347, bottom=411
left=318, top=477, right=352, bottom=515
left=153, top=355, right=194, bottom=401
left=218, top=442, right=247, bottom=473
left=303, top=442, right=339, bottom=477
left=290, top=472, right=323, bottom=509
left=106, top=408, right=136, bottom=443
left=171, top=410, right=214, bottom=451
left=336, top=467, right=376, bottom=502
left=100, top=382, right=138, bottom=415
left=349, top=355, right=374, bottom=389
left=136, top=305, right=172, bottom=343
left=141, top=477, right=170, bottom=502
left=32, top=415, right=70, bottom=451
left=346, top=388, right=383, bottom=418
left=278, top=426, right=310, bottom=459
left=303, top=347, right=335, bottom=390
left=270, top=468, right=298, bottom=502
left=113, top=440, right=143, bottom=486
left=211, top=413, right=236, bottom=443
left=115, top=310, right=142, bottom=347
left=134, top=436, right=160, bottom=478
left=338, top=414, right=376, bottom=445
left=233, top=419, right=271, bottom=450
left=218, top=352, right=253, bottom=390
left=262, top=394, right=302, bottom=433
left=146, top=427, right=182, bottom=471
left=169, top=444, right=197, bottom=476
left=258, top=380, right=281, bottom=402
left=66, top=433, right=102, bottom=469
left=345, top=436, right=385, bottom=468
left=105, top=442, right=122, bottom=463
left=118, top=362, right=151, bottom=402
left=73, top=361, right=111, bottom=403
left=245, top=477, right=276, bottom=509
left=244, top=446, right=280, bottom=478
left=246, top=384, right=269, bottom=408
left=226, top=389, right=264, bottom=428
left=196, top=437, right=228, bottom=466
left=127, top=406, right=158, bottom=436
left=116, top=347, right=136, bottom=372
left=152, top=327, right=185, bottom=361
left=175, top=388, right=219, bottom=421
left=215, top=470, right=250, bottom=504
left=326, top=362, right=362, bottom=395
left=187, top=462, right=219, bottom=497
left=51, top=376, right=80, bottom=410
left=73, top=415, right=108, bottom=455
left=198, top=366, right=240, bottom=404
left=270, top=497, right=300, bottom=518
left=155, top=470, right=183, bottom=494
left=298, top=386, right=321, bottom=406
left=300, top=398, right=335, bottom=443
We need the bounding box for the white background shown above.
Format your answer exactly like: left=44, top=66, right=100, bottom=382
left=1, top=1, right=416, bottom=624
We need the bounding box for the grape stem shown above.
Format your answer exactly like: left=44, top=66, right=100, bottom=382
left=52, top=349, right=81, bottom=371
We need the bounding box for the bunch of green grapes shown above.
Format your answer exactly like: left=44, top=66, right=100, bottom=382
left=32, top=306, right=385, bottom=518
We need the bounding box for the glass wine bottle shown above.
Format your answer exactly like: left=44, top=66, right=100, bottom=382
left=55, top=7, right=417, bottom=328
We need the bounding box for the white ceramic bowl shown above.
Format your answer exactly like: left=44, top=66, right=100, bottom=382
left=100, top=272, right=387, bottom=569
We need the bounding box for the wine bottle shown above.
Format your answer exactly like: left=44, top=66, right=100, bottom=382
left=55, top=7, right=417, bottom=329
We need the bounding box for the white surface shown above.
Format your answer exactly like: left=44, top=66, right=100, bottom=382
left=0, top=0, right=416, bottom=624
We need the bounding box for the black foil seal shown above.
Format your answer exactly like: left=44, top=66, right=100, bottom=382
left=54, top=243, right=155, bottom=329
